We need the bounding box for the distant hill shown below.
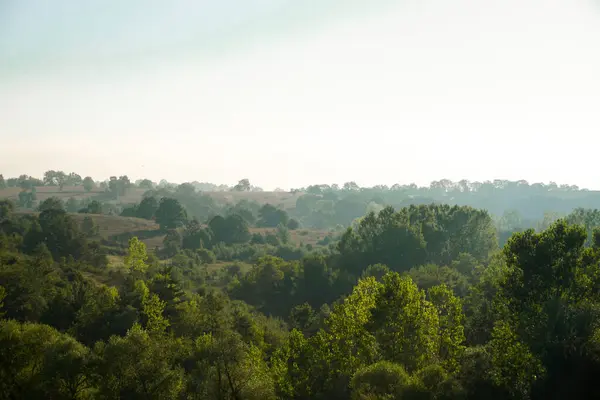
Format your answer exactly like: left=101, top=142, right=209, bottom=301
left=0, top=186, right=302, bottom=210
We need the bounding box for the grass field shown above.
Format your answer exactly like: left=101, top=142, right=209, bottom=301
left=73, top=213, right=159, bottom=238
left=14, top=210, right=163, bottom=249
left=0, top=186, right=105, bottom=202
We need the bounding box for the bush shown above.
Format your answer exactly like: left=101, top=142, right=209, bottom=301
left=196, top=248, right=216, bottom=264
left=317, top=235, right=332, bottom=246
left=250, top=233, right=265, bottom=245
left=265, top=234, right=280, bottom=247
left=351, top=361, right=416, bottom=400
left=274, top=245, right=305, bottom=261
left=287, top=218, right=300, bottom=230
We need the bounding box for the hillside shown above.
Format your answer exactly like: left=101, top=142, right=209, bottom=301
left=0, top=186, right=302, bottom=210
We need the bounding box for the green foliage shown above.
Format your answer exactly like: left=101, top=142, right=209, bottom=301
left=18, top=190, right=35, bottom=208
left=338, top=204, right=497, bottom=280
left=276, top=223, right=291, bottom=244
left=287, top=218, right=300, bottom=230
left=124, top=237, right=148, bottom=274
left=189, top=331, right=275, bottom=400
left=0, top=199, right=14, bottom=220
left=82, top=176, right=94, bottom=192
left=350, top=361, right=416, bottom=400
left=108, top=175, right=131, bottom=199
left=142, top=293, right=170, bottom=333
left=162, top=229, right=182, bottom=257
left=35, top=208, right=87, bottom=260
left=136, top=196, right=159, bottom=220
left=288, top=302, right=317, bottom=334
left=79, top=200, right=103, bottom=214
left=369, top=273, right=439, bottom=372
left=209, top=214, right=251, bottom=245
left=38, top=196, right=65, bottom=212
left=409, top=264, right=470, bottom=297
left=0, top=285, right=5, bottom=318
left=81, top=216, right=99, bottom=237
left=427, top=284, right=466, bottom=372
left=0, top=320, right=93, bottom=399
left=258, top=204, right=289, bottom=227
left=488, top=321, right=544, bottom=399
left=155, top=197, right=188, bottom=230
left=182, top=218, right=212, bottom=250
left=94, top=324, right=184, bottom=399
left=196, top=248, right=216, bottom=264
left=5, top=174, right=600, bottom=399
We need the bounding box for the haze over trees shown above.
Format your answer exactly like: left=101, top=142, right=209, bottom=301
left=3, top=172, right=600, bottom=398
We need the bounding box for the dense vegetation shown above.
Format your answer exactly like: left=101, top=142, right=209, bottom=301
left=3, top=172, right=600, bottom=233
left=3, top=173, right=600, bottom=399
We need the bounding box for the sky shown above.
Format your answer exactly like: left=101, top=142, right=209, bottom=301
left=1, top=0, right=600, bottom=190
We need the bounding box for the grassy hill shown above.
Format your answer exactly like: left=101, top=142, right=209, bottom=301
left=0, top=186, right=303, bottom=210
left=0, top=186, right=104, bottom=202
left=15, top=210, right=163, bottom=249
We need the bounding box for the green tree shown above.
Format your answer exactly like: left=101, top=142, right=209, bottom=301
left=276, top=223, right=291, bottom=245
left=0, top=320, right=93, bottom=399
left=155, top=198, right=188, bottom=230
left=196, top=248, right=216, bottom=264
left=18, top=190, right=34, bottom=208
left=125, top=237, right=148, bottom=274
left=38, top=196, right=65, bottom=212
left=142, top=293, right=170, bottom=333
left=0, top=199, right=15, bottom=220
left=82, top=176, right=94, bottom=192
left=71, top=285, right=123, bottom=345
left=287, top=218, right=300, bottom=230
left=233, top=178, right=251, bottom=192
left=65, top=197, right=79, bottom=212
left=162, top=229, right=182, bottom=257
left=81, top=216, right=99, bottom=237
left=488, top=321, right=544, bottom=400
left=79, top=200, right=102, bottom=214
left=182, top=219, right=213, bottom=250
left=258, top=204, right=289, bottom=228
left=209, top=214, right=251, bottom=245
left=312, top=277, right=382, bottom=397
left=288, top=302, right=317, bottom=334
left=56, top=171, right=67, bottom=191
left=138, top=179, right=154, bottom=189
left=427, top=284, right=466, bottom=372
left=350, top=361, right=417, bottom=400
left=189, top=331, right=275, bottom=400
left=136, top=196, right=159, bottom=220
left=94, top=324, right=184, bottom=399
left=368, top=273, right=439, bottom=372
left=38, top=208, right=87, bottom=260
left=66, top=172, right=83, bottom=186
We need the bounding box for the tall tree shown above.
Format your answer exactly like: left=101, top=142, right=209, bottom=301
left=124, top=237, right=148, bottom=275
left=82, top=176, right=94, bottom=193
left=155, top=198, right=188, bottom=230
left=136, top=196, right=159, bottom=220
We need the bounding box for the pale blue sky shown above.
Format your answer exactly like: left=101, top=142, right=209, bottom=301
left=1, top=0, right=600, bottom=189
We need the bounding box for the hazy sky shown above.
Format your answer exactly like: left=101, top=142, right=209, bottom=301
left=1, top=0, right=600, bottom=189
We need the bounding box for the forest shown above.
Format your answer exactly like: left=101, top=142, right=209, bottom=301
left=2, top=172, right=600, bottom=399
